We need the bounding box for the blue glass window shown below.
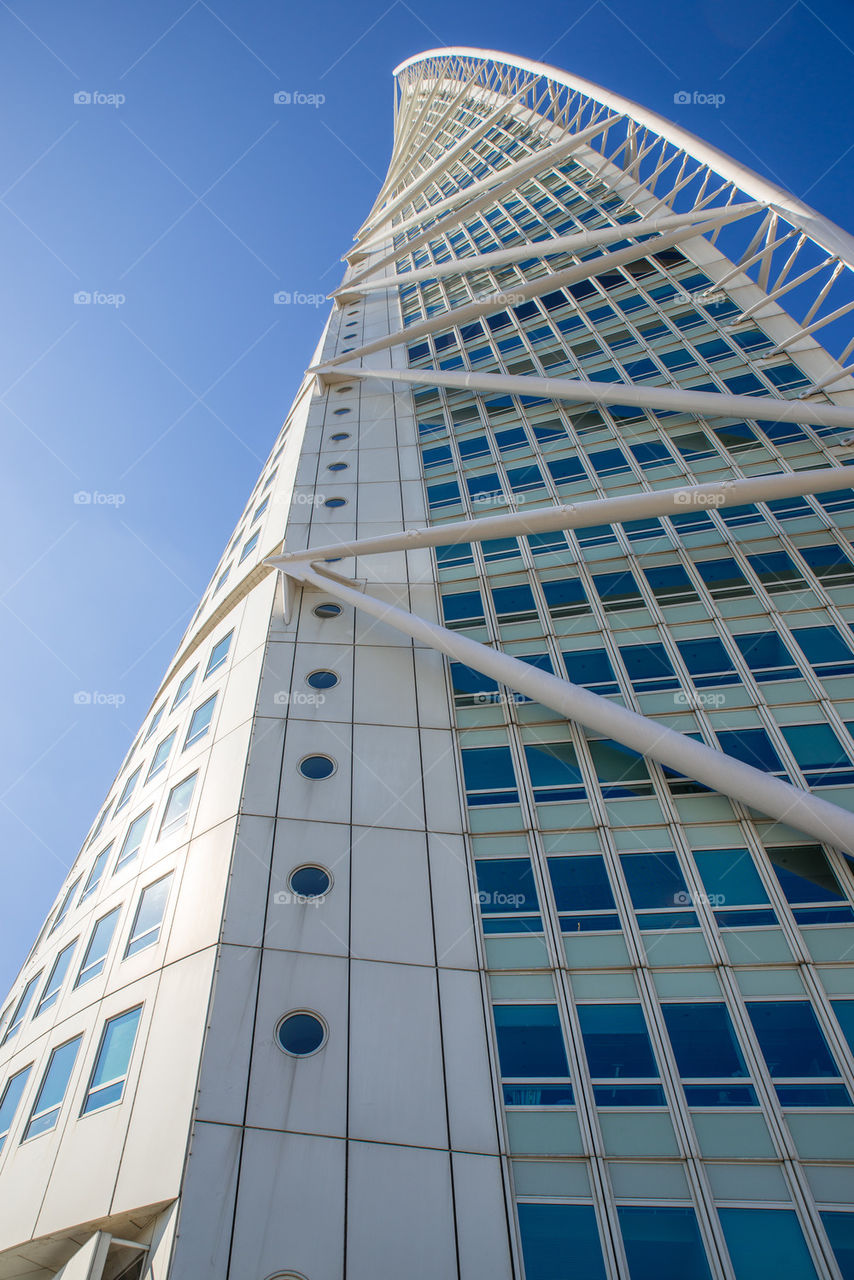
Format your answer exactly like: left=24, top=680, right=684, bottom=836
left=549, top=855, right=619, bottom=932
left=146, top=730, right=176, bottom=781
left=692, top=847, right=772, bottom=928
left=205, top=631, right=233, bottom=678
left=593, top=569, right=643, bottom=611
left=662, top=1003, right=749, bottom=1084
left=747, top=1001, right=841, bottom=1081
left=619, top=642, right=679, bottom=692
left=160, top=774, right=197, bottom=836
left=75, top=908, right=121, bottom=987
left=35, top=942, right=77, bottom=1016
left=115, top=809, right=151, bottom=873
left=524, top=741, right=585, bottom=802
left=589, top=447, right=631, bottom=477
left=184, top=694, right=217, bottom=750
left=475, top=859, right=539, bottom=914
left=716, top=728, right=788, bottom=778
left=460, top=747, right=518, bottom=805
left=578, top=1004, right=658, bottom=1079
left=542, top=577, right=587, bottom=617
left=618, top=1206, right=712, bottom=1280
left=491, top=583, right=537, bottom=622
left=2, top=973, right=42, bottom=1044
left=588, top=739, right=653, bottom=797
left=621, top=852, right=690, bottom=916
left=677, top=637, right=740, bottom=687
left=719, top=1209, right=819, bottom=1280
left=171, top=667, right=196, bottom=709
left=563, top=648, right=619, bottom=693
left=644, top=564, right=698, bottom=605
left=493, top=1005, right=569, bottom=1077
left=125, top=873, right=173, bottom=957
left=466, top=473, right=504, bottom=503
left=435, top=542, right=473, bottom=568
left=734, top=632, right=799, bottom=682
left=518, top=1204, right=606, bottom=1280
left=820, top=1212, right=854, bottom=1280
left=547, top=457, right=586, bottom=484
left=0, top=1066, right=31, bottom=1152
left=748, top=550, right=805, bottom=592
left=50, top=876, right=82, bottom=935
left=82, top=1006, right=142, bottom=1113
left=80, top=844, right=112, bottom=903
left=441, top=590, right=484, bottom=628
left=800, top=544, right=854, bottom=587
left=23, top=1036, right=82, bottom=1139
left=793, top=626, right=854, bottom=678
left=427, top=481, right=461, bottom=509
left=782, top=723, right=854, bottom=786
left=696, top=558, right=751, bottom=599
left=114, top=765, right=142, bottom=815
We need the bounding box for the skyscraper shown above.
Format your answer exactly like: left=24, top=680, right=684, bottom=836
left=2, top=41, right=854, bottom=1277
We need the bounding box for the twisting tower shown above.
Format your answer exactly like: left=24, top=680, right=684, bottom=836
left=2, top=46, right=854, bottom=1280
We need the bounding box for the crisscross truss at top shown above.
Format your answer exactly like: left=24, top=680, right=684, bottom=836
left=344, top=47, right=854, bottom=397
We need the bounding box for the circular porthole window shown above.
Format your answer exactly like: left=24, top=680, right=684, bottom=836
left=298, top=754, right=336, bottom=780
left=324, top=497, right=347, bottom=508
left=306, top=669, right=339, bottom=690
left=313, top=602, right=341, bottom=618
left=333, top=407, right=351, bottom=415
left=330, top=432, right=350, bottom=441
left=289, top=864, right=332, bottom=897
left=276, top=1012, right=327, bottom=1057
left=327, top=462, right=348, bottom=471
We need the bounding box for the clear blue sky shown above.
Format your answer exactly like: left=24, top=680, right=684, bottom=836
left=2, top=0, right=853, bottom=992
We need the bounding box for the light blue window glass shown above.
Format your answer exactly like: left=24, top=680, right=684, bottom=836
left=35, top=941, right=77, bottom=1016
left=213, top=565, right=231, bottom=595
left=238, top=530, right=259, bottom=563
left=171, top=667, right=196, bottom=709
left=115, top=809, right=151, bottom=873
left=184, top=695, right=217, bottom=749
left=493, top=1004, right=569, bottom=1078
left=205, top=631, right=233, bottom=678
left=141, top=704, right=165, bottom=743
left=82, top=1006, right=142, bottom=1113
left=518, top=1204, right=606, bottom=1280
left=577, top=1004, right=658, bottom=1078
left=618, top=1206, right=712, bottom=1280
left=2, top=973, right=42, bottom=1044
left=146, top=729, right=176, bottom=781
left=87, top=802, right=112, bottom=847
left=75, top=908, right=121, bottom=987
left=114, top=765, right=142, bottom=814
left=125, top=874, right=173, bottom=957
left=821, top=1211, right=854, bottom=1280
left=23, top=1035, right=82, bottom=1139
left=80, top=844, right=112, bottom=903
left=49, top=876, right=82, bottom=934
left=719, top=1208, right=818, bottom=1280
left=0, top=1066, right=31, bottom=1152
left=251, top=495, right=269, bottom=522
left=160, top=773, right=197, bottom=837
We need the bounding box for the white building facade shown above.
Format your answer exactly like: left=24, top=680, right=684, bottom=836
left=2, top=45, right=854, bottom=1280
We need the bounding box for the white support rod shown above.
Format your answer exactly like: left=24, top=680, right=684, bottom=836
left=333, top=203, right=759, bottom=297
left=347, top=112, right=622, bottom=265
left=279, top=561, right=854, bottom=854
left=355, top=79, right=534, bottom=241
left=268, top=467, right=853, bottom=566
left=327, top=216, right=732, bottom=368
left=313, top=363, right=854, bottom=430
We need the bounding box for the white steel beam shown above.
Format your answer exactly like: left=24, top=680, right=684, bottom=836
left=333, top=203, right=759, bottom=297
left=328, top=215, right=733, bottom=367
left=347, top=112, right=622, bottom=265
left=269, top=468, right=852, bottom=566
left=313, top=363, right=854, bottom=431
left=275, top=560, right=854, bottom=854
